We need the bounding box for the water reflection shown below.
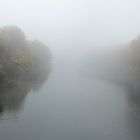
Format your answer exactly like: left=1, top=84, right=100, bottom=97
left=0, top=62, right=51, bottom=116
left=126, top=86, right=140, bottom=140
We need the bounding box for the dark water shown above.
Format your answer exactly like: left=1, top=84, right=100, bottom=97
left=0, top=60, right=140, bottom=140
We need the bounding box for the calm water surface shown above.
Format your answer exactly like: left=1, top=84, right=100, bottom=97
left=0, top=60, right=139, bottom=140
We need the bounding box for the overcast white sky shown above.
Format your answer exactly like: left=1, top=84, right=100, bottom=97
left=0, top=0, right=140, bottom=57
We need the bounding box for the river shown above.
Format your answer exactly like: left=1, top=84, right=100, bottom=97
left=0, top=56, right=139, bottom=140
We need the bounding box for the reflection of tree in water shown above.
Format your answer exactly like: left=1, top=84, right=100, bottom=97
left=0, top=62, right=51, bottom=116
left=126, top=86, right=140, bottom=140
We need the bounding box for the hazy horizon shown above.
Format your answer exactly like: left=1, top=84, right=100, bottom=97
left=1, top=0, right=140, bottom=57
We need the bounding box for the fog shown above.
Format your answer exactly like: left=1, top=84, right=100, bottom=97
left=1, top=0, right=140, bottom=140
left=1, top=0, right=140, bottom=56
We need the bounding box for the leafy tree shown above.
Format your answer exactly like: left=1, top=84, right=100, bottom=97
left=0, top=26, right=52, bottom=86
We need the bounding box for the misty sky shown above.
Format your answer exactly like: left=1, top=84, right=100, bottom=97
left=0, top=0, right=140, bottom=57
